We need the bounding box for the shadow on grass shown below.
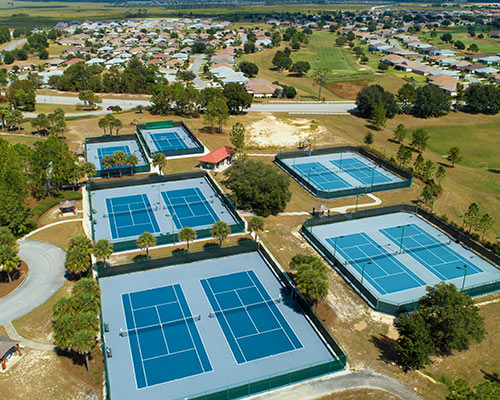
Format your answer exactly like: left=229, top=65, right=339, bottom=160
left=370, top=334, right=400, bottom=365
left=487, top=168, right=500, bottom=174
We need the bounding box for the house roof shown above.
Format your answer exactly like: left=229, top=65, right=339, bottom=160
left=244, top=78, right=282, bottom=95
left=198, top=146, right=233, bottom=164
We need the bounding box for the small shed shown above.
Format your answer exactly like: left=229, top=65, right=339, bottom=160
left=59, top=200, right=77, bottom=216
left=198, top=146, right=235, bottom=170
left=0, top=336, right=21, bottom=369
left=74, top=147, right=85, bottom=158
left=299, top=140, right=312, bottom=151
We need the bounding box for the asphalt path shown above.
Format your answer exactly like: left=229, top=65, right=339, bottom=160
left=0, top=240, right=66, bottom=325
left=3, top=38, right=27, bottom=52
left=32, top=94, right=356, bottom=116
left=189, top=54, right=208, bottom=89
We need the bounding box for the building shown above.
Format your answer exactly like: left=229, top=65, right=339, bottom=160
left=198, top=146, right=234, bottom=170
left=244, top=78, right=282, bottom=97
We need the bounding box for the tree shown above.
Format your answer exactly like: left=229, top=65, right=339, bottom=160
left=226, top=160, right=291, bottom=217
left=447, top=146, right=462, bottom=167
left=468, top=43, right=479, bottom=53
left=422, top=160, right=435, bottom=182
left=397, top=83, right=416, bottom=114
left=311, top=68, right=332, bottom=101
left=421, top=183, right=435, bottom=205
left=413, top=85, right=451, bottom=118
left=243, top=41, right=255, bottom=54
left=464, top=84, right=500, bottom=114
left=435, top=165, right=446, bottom=185
left=5, top=109, right=23, bottom=131
left=111, top=117, right=122, bottom=135
left=152, top=153, right=167, bottom=175
left=419, top=283, right=485, bottom=354
left=112, top=151, right=127, bottom=178
left=364, top=131, right=374, bottom=146
left=98, top=117, right=108, bottom=135
left=396, top=145, right=412, bottom=167
left=0, top=227, right=19, bottom=283
left=378, top=61, right=389, bottom=71
left=446, top=376, right=500, bottom=400
left=93, top=239, right=113, bottom=266
left=394, top=312, right=434, bottom=370
left=248, top=216, right=264, bottom=241
left=78, top=90, right=101, bottom=110
left=65, top=235, right=93, bottom=277
left=271, top=51, right=292, bottom=71
left=478, top=213, right=493, bottom=240
left=295, top=262, right=329, bottom=313
left=126, top=154, right=138, bottom=176
left=371, top=103, right=387, bottom=130
left=79, top=162, right=96, bottom=181
left=210, top=221, right=231, bottom=247
left=290, top=61, right=311, bottom=77
left=72, top=329, right=95, bottom=372
left=411, top=128, right=430, bottom=152
left=356, top=84, right=399, bottom=120
left=441, top=33, right=453, bottom=43
left=101, top=155, right=115, bottom=177
left=229, top=122, right=245, bottom=156
left=465, top=202, right=481, bottom=233
left=239, top=61, right=258, bottom=77
left=222, top=83, right=252, bottom=114
left=136, top=232, right=156, bottom=259
left=178, top=227, right=196, bottom=250
left=30, top=113, right=50, bottom=135
left=393, top=124, right=407, bottom=143
left=454, top=40, right=465, bottom=50
left=414, top=154, right=425, bottom=175
left=205, top=97, right=229, bottom=133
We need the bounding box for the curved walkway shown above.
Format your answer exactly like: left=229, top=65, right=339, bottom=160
left=0, top=240, right=66, bottom=325
left=4, top=321, right=55, bottom=351
left=252, top=371, right=422, bottom=400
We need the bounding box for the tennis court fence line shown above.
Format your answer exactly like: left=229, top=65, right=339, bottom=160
left=301, top=204, right=500, bottom=315
left=87, top=171, right=246, bottom=252
left=97, top=240, right=347, bottom=400
left=136, top=120, right=205, bottom=158
left=275, top=146, right=413, bottom=199
left=84, top=134, right=151, bottom=178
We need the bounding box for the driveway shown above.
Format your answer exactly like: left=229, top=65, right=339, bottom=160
left=3, top=38, right=26, bottom=52
left=189, top=54, right=208, bottom=89
left=0, top=240, right=66, bottom=325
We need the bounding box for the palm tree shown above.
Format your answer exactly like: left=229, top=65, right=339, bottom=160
left=2, top=257, right=19, bottom=283
left=312, top=68, right=332, bottom=101
left=152, top=153, right=167, bottom=175
left=101, top=155, right=115, bottom=178
left=112, top=150, right=127, bottom=178
left=136, top=105, right=144, bottom=113
left=72, top=329, right=95, bottom=372
left=93, top=239, right=113, bottom=266
left=0, top=106, right=11, bottom=130
left=126, top=154, right=138, bottom=176
left=107, top=115, right=116, bottom=135
left=136, top=232, right=157, bottom=259
left=178, top=227, right=196, bottom=250
left=248, top=216, right=264, bottom=241
left=111, top=117, right=122, bottom=135
left=210, top=221, right=231, bottom=247
left=98, top=117, right=108, bottom=135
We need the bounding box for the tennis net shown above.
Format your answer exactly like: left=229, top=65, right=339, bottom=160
left=343, top=240, right=452, bottom=265
left=119, top=314, right=201, bottom=337
left=208, top=296, right=282, bottom=318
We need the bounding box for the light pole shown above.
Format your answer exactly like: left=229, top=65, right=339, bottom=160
left=355, top=194, right=360, bottom=217
left=370, top=168, right=375, bottom=191
left=398, top=224, right=411, bottom=254
left=166, top=213, right=176, bottom=244
left=360, top=261, right=372, bottom=287
left=333, top=235, right=344, bottom=258
left=457, top=264, right=469, bottom=291
left=339, top=152, right=343, bottom=170
left=313, top=136, right=319, bottom=153
left=458, top=215, right=466, bottom=243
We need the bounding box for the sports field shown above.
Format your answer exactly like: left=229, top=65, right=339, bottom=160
left=99, top=251, right=342, bottom=399
left=86, top=139, right=148, bottom=174
left=307, top=212, right=500, bottom=311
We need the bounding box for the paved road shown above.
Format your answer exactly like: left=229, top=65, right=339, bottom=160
left=31, top=94, right=356, bottom=116
left=0, top=240, right=66, bottom=325
left=189, top=54, right=208, bottom=89
left=3, top=38, right=27, bottom=52
left=251, top=371, right=422, bottom=400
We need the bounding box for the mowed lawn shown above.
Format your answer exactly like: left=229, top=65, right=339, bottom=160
left=419, top=26, right=500, bottom=55
left=239, top=31, right=366, bottom=100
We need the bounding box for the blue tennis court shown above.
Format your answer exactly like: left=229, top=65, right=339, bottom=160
left=330, top=157, right=392, bottom=185
left=161, top=187, right=219, bottom=229
left=380, top=224, right=483, bottom=281
left=97, top=145, right=131, bottom=169
left=121, top=284, right=212, bottom=388
left=201, top=270, right=303, bottom=363
left=105, top=194, right=160, bottom=240
left=326, top=233, right=426, bottom=295
left=292, top=162, right=351, bottom=191
left=150, top=131, right=189, bottom=152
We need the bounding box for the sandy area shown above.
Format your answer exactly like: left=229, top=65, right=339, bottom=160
left=246, top=115, right=328, bottom=148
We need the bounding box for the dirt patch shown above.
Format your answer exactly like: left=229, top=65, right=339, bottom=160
left=325, top=79, right=370, bottom=100
left=246, top=115, right=329, bottom=148
left=0, top=261, right=28, bottom=299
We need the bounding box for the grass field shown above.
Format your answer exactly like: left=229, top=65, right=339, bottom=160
left=419, top=26, right=500, bottom=55
left=0, top=132, right=42, bottom=146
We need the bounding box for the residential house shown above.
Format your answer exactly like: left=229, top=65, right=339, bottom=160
left=244, top=78, right=282, bottom=97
